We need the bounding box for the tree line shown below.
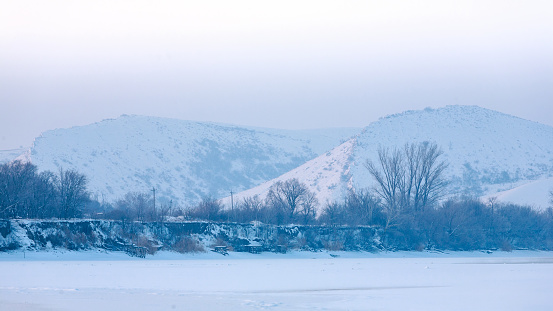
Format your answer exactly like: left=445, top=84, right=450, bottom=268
left=182, top=142, right=553, bottom=250
left=0, top=161, right=89, bottom=219
left=182, top=186, right=553, bottom=251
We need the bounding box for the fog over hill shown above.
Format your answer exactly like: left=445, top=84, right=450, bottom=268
left=29, top=115, right=358, bottom=205
left=227, top=106, right=553, bottom=210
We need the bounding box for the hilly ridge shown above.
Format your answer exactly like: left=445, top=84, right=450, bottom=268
left=29, top=115, right=359, bottom=205
left=227, top=106, right=553, bottom=210
left=352, top=106, right=553, bottom=194
left=25, top=106, right=553, bottom=210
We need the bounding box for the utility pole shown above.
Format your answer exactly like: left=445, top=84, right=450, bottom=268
left=152, top=187, right=156, bottom=212
left=230, top=190, right=234, bottom=212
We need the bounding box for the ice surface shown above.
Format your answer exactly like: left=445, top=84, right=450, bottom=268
left=1, top=250, right=552, bottom=311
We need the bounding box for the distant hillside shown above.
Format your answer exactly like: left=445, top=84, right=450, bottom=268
left=29, top=115, right=359, bottom=205
left=0, top=148, right=28, bottom=164
left=27, top=106, right=553, bottom=210
left=227, top=106, right=553, bottom=211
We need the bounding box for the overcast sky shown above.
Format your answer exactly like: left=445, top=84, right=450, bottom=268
left=1, top=0, right=552, bottom=150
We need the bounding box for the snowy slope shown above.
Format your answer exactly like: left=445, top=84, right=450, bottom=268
left=30, top=115, right=359, bottom=205
left=223, top=138, right=357, bottom=210
left=229, top=106, right=553, bottom=210
left=351, top=106, right=553, bottom=194
left=483, top=177, right=553, bottom=210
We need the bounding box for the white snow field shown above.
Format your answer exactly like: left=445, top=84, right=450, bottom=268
left=1, top=251, right=552, bottom=311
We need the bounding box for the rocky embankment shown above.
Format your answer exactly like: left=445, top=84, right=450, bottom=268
left=0, top=220, right=382, bottom=257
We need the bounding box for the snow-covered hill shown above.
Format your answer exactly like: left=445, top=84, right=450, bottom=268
left=222, top=138, right=357, bottom=208
left=227, top=106, right=553, bottom=210
left=29, top=115, right=359, bottom=205
left=27, top=106, right=553, bottom=210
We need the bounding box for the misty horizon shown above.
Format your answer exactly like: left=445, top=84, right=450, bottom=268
left=1, top=1, right=552, bottom=150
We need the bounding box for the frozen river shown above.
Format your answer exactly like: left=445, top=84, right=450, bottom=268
left=1, top=251, right=552, bottom=311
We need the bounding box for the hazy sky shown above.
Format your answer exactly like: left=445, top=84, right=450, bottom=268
left=1, top=0, right=552, bottom=150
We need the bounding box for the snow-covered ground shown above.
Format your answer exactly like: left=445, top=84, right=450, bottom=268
left=1, top=250, right=552, bottom=311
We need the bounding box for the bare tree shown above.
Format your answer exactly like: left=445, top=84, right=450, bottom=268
left=236, top=195, right=264, bottom=222
left=365, top=148, right=404, bottom=214
left=402, top=142, right=448, bottom=211
left=0, top=161, right=37, bottom=218
left=0, top=162, right=91, bottom=219
left=157, top=200, right=173, bottom=223
left=55, top=168, right=89, bottom=219
left=29, top=171, right=57, bottom=218
left=115, top=192, right=152, bottom=221
left=187, top=197, right=223, bottom=221
left=320, top=202, right=346, bottom=226
left=344, top=189, right=381, bottom=226
left=0, top=161, right=61, bottom=219
left=297, top=190, right=318, bottom=224
left=266, top=178, right=318, bottom=223
left=365, top=142, right=448, bottom=215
